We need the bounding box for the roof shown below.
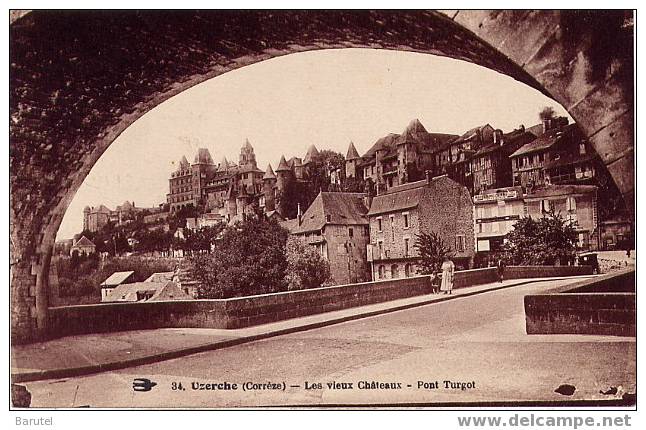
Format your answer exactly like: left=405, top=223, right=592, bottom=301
left=524, top=184, right=597, bottom=199
left=179, top=155, right=190, bottom=168
left=510, top=124, right=577, bottom=158
left=104, top=281, right=192, bottom=302
left=346, top=141, right=360, bottom=160
left=293, top=192, right=368, bottom=234
left=218, top=156, right=229, bottom=172
left=473, top=130, right=537, bottom=157
left=242, top=138, right=253, bottom=150
left=279, top=218, right=300, bottom=233
left=276, top=155, right=291, bottom=172
left=144, top=272, right=174, bottom=283
left=367, top=176, right=465, bottom=216
left=194, top=148, right=214, bottom=165
left=367, top=180, right=426, bottom=216
left=101, top=271, right=135, bottom=287
left=73, top=236, right=95, bottom=247
left=303, top=144, right=319, bottom=164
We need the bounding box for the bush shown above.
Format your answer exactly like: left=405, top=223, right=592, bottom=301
left=285, top=236, right=331, bottom=290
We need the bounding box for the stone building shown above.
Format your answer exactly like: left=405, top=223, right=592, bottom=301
left=290, top=192, right=371, bottom=285
left=352, top=119, right=457, bottom=194
left=367, top=175, right=475, bottom=280
left=473, top=186, right=524, bottom=256
left=524, top=184, right=599, bottom=250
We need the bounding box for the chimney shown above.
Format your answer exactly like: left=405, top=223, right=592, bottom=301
left=542, top=118, right=551, bottom=133
left=425, top=170, right=431, bottom=184
left=519, top=124, right=525, bottom=132
left=297, top=203, right=302, bottom=226
left=494, top=129, right=503, bottom=145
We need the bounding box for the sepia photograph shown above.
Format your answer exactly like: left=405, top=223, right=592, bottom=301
left=8, top=8, right=636, bottom=414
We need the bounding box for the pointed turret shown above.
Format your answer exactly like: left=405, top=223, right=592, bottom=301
left=303, top=144, right=320, bottom=165
left=346, top=141, right=360, bottom=160
left=179, top=155, right=190, bottom=169
left=194, top=148, right=214, bottom=165
left=263, top=163, right=276, bottom=180
left=218, top=156, right=229, bottom=172
left=276, top=155, right=291, bottom=172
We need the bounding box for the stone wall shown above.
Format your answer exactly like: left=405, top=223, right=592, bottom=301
left=48, top=265, right=591, bottom=338
left=524, top=269, right=635, bottom=336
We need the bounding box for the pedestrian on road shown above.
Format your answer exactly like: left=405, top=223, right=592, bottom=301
left=497, top=258, right=506, bottom=283
left=440, top=256, right=455, bottom=295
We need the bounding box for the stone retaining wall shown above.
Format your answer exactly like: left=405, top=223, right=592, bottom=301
left=48, top=265, right=593, bottom=338
left=524, top=269, right=635, bottom=337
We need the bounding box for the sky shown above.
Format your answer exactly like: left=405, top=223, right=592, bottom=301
left=56, top=48, right=570, bottom=240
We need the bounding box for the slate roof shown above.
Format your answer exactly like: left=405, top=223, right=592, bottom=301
left=303, top=144, right=320, bottom=164
left=101, top=271, right=135, bottom=287
left=346, top=141, right=360, bottom=160
left=473, top=130, right=537, bottom=157
left=276, top=155, right=291, bottom=172
left=194, top=148, right=214, bottom=164
left=104, top=281, right=192, bottom=302
left=293, top=192, right=368, bottom=234
left=367, top=176, right=463, bottom=216
left=144, top=272, right=174, bottom=283
left=510, top=124, right=577, bottom=158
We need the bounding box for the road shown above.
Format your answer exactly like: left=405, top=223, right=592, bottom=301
left=24, top=278, right=635, bottom=408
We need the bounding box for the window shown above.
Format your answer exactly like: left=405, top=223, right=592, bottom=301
left=348, top=227, right=354, bottom=238
left=377, top=217, right=383, bottom=232
left=541, top=199, right=551, bottom=213
left=389, top=215, right=395, bottom=242
left=404, top=238, right=410, bottom=257
left=391, top=264, right=399, bottom=279
left=566, top=196, right=576, bottom=212
left=404, top=263, right=411, bottom=277
left=403, top=212, right=410, bottom=229
left=579, top=142, right=586, bottom=155
left=455, top=235, right=465, bottom=252
left=378, top=241, right=383, bottom=259
left=378, top=265, right=385, bottom=279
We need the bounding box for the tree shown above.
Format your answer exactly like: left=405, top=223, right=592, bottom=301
left=539, top=106, right=556, bottom=121
left=414, top=231, right=452, bottom=275
left=285, top=236, right=331, bottom=290
left=190, top=218, right=289, bottom=298
left=503, top=211, right=578, bottom=265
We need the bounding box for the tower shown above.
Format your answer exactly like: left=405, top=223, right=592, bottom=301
left=262, top=164, right=277, bottom=212
left=275, top=155, right=294, bottom=217
left=345, top=141, right=360, bottom=179
left=239, top=138, right=257, bottom=170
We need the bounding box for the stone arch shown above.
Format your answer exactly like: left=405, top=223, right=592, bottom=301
left=10, top=10, right=633, bottom=342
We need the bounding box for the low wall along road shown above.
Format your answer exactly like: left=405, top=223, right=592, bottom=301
left=524, top=269, right=635, bottom=337
left=49, top=266, right=592, bottom=339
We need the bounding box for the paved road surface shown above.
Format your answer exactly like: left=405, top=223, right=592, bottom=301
left=24, top=278, right=635, bottom=408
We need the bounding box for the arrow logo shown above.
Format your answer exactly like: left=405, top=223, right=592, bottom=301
left=132, top=378, right=157, bottom=392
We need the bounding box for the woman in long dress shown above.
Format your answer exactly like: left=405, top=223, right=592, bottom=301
left=440, top=257, right=455, bottom=295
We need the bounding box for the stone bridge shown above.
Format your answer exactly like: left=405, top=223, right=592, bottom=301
left=10, top=10, right=634, bottom=342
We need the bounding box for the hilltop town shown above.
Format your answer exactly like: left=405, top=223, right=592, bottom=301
left=53, top=111, right=632, bottom=303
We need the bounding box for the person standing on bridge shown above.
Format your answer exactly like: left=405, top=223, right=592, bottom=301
left=497, top=258, right=506, bottom=283
left=440, top=256, right=455, bottom=295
